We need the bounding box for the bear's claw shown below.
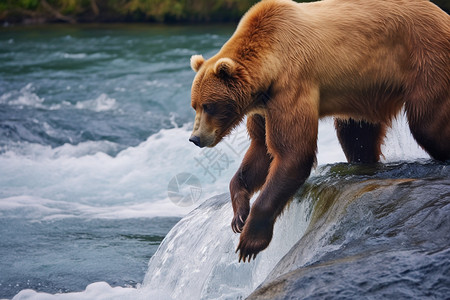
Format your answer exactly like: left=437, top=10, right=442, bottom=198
left=236, top=237, right=267, bottom=262
left=231, top=213, right=247, bottom=233
left=235, top=218, right=274, bottom=262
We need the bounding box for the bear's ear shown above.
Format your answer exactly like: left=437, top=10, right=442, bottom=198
left=190, top=55, right=205, bottom=72
left=214, top=57, right=237, bottom=78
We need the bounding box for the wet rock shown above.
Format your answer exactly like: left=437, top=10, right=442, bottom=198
left=248, top=162, right=450, bottom=299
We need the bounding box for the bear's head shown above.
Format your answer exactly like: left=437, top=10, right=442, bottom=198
left=189, top=54, right=251, bottom=148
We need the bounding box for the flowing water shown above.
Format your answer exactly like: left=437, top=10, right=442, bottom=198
left=0, top=24, right=430, bottom=299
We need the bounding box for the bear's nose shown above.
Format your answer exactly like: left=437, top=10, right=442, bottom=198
left=189, top=135, right=201, bottom=147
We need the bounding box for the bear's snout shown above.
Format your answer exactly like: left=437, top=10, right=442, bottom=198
left=189, top=135, right=202, bottom=148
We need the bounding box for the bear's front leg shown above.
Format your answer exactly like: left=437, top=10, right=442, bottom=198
left=230, top=115, right=271, bottom=233
left=236, top=87, right=318, bottom=262
left=236, top=154, right=315, bottom=262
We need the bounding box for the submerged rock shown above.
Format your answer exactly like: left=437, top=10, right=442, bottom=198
left=248, top=161, right=450, bottom=299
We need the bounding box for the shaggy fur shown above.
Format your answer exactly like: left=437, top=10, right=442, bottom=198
left=189, top=0, right=450, bottom=262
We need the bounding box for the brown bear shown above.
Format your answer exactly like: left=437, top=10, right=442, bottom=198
left=188, top=0, right=450, bottom=262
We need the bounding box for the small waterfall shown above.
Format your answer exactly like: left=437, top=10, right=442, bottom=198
left=142, top=193, right=314, bottom=299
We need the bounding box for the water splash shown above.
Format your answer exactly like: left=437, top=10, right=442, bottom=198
left=0, top=83, right=44, bottom=108
left=75, top=94, right=118, bottom=112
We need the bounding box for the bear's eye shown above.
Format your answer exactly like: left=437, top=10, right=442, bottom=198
left=203, top=103, right=215, bottom=115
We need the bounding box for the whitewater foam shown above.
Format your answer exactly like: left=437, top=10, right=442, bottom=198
left=0, top=125, right=200, bottom=220
left=75, top=93, right=118, bottom=112
left=54, top=51, right=113, bottom=60
left=61, top=52, right=87, bottom=59
left=11, top=282, right=167, bottom=300
left=0, top=114, right=427, bottom=223
left=0, top=83, right=120, bottom=113
left=0, top=83, right=45, bottom=108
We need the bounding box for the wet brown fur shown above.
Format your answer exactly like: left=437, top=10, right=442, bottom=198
left=189, top=0, right=450, bottom=262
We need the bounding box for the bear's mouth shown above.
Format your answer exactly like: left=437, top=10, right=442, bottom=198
left=208, top=138, right=221, bottom=148
left=210, top=125, right=234, bottom=147
left=211, top=129, right=228, bottom=147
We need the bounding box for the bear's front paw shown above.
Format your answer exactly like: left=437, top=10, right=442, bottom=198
left=231, top=210, right=248, bottom=233
left=236, top=218, right=274, bottom=262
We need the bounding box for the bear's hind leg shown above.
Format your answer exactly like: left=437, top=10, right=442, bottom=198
left=334, top=118, right=387, bottom=163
